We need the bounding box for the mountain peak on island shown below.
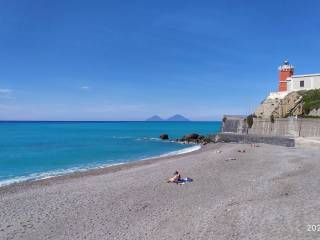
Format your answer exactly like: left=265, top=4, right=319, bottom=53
left=166, top=114, right=190, bottom=122
left=146, top=114, right=190, bottom=121
left=145, top=115, right=163, bottom=121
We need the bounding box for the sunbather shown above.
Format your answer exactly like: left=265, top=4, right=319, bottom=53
left=167, top=170, right=181, bottom=183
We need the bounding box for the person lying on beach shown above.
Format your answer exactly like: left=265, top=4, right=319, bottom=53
left=167, top=171, right=181, bottom=183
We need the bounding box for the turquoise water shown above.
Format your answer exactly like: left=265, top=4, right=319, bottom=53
left=0, top=121, right=221, bottom=186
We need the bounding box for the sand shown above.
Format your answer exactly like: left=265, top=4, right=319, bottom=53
left=1, top=143, right=320, bottom=240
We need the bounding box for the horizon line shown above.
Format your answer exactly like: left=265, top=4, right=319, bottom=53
left=0, top=120, right=220, bottom=123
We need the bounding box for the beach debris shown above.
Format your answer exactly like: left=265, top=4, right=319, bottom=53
left=251, top=144, right=261, bottom=148
left=225, top=157, right=237, bottom=161
left=280, top=192, right=289, bottom=197
left=215, top=150, right=222, bottom=154
left=227, top=201, right=240, bottom=207
left=237, top=149, right=246, bottom=153
left=159, top=134, right=169, bottom=140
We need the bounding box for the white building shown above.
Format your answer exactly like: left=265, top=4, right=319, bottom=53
left=255, top=61, right=320, bottom=118
left=286, top=73, right=320, bottom=92
left=264, top=61, right=320, bottom=101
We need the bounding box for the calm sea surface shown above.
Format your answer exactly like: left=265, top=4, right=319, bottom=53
left=0, top=121, right=221, bottom=186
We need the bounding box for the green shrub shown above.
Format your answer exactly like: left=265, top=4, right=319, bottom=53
left=270, top=115, right=275, bottom=123
left=299, top=89, right=320, bottom=114
left=303, top=99, right=320, bottom=114
left=246, top=114, right=254, bottom=128
left=222, top=116, right=227, bottom=123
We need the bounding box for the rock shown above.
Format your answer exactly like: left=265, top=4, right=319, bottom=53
left=183, top=133, right=200, bottom=141
left=254, top=91, right=303, bottom=119
left=175, top=133, right=213, bottom=145
left=254, top=97, right=282, bottom=119
left=159, top=134, right=169, bottom=140
left=308, top=108, right=320, bottom=117
left=274, top=91, right=303, bottom=118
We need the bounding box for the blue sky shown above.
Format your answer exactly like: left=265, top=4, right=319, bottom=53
left=1, top=0, right=320, bottom=120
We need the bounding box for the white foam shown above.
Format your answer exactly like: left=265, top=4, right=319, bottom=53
left=0, top=145, right=201, bottom=188
left=135, top=137, right=161, bottom=141
left=141, top=145, right=201, bottom=160
left=158, top=145, right=201, bottom=157
left=0, top=162, right=124, bottom=187
left=112, top=136, right=134, bottom=139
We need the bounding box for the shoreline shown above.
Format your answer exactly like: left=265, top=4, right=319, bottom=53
left=1, top=142, right=320, bottom=239
left=0, top=143, right=207, bottom=194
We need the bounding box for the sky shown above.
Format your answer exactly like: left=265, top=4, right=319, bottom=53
left=1, top=0, right=320, bottom=121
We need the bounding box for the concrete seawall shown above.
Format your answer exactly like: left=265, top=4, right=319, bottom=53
left=221, top=115, right=248, bottom=134
left=216, top=133, right=295, bottom=147
left=249, top=118, right=320, bottom=137
left=219, top=116, right=295, bottom=147
left=222, top=115, right=320, bottom=138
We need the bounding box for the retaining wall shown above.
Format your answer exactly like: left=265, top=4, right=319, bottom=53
left=249, top=118, right=320, bottom=137
left=221, top=115, right=248, bottom=134
left=216, top=133, right=295, bottom=147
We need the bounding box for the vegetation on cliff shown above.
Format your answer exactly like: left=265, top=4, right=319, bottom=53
left=298, top=89, right=320, bottom=115
left=254, top=89, right=320, bottom=119
left=245, top=114, right=254, bottom=128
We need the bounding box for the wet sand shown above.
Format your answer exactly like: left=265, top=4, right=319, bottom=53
left=1, top=143, right=320, bottom=240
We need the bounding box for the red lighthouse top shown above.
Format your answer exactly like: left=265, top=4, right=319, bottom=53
left=278, top=60, right=294, bottom=92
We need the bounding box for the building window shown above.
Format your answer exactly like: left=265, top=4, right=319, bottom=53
left=300, top=81, right=304, bottom=87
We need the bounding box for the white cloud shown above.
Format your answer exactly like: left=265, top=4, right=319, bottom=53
left=0, top=104, right=19, bottom=111
left=0, top=88, right=12, bottom=94
left=0, top=88, right=14, bottom=99
left=80, top=86, right=89, bottom=90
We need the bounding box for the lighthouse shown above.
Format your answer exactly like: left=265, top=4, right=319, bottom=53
left=278, top=60, right=294, bottom=91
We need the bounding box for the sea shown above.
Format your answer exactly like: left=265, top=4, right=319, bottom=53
left=0, top=121, right=221, bottom=186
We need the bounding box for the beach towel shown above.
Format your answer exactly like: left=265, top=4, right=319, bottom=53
left=177, top=178, right=193, bottom=184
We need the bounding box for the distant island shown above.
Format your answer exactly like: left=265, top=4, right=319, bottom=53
left=145, top=115, right=164, bottom=121
left=146, top=114, right=190, bottom=122
left=166, top=114, right=190, bottom=121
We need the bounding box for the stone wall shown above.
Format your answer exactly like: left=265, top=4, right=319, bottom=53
left=300, top=119, right=320, bottom=137
left=221, top=115, right=248, bottom=134
left=216, top=133, right=295, bottom=147
left=248, top=117, right=320, bottom=137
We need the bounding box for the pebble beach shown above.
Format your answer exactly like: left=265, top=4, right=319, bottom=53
left=1, top=143, right=320, bottom=240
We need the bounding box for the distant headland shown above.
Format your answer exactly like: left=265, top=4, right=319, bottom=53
left=220, top=60, right=320, bottom=144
